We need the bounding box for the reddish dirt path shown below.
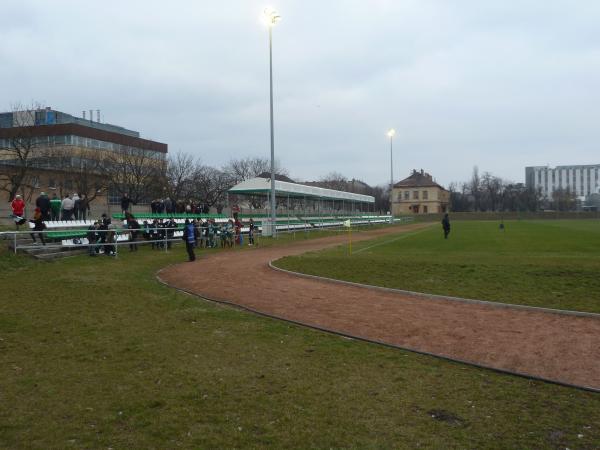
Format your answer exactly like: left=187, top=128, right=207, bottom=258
left=159, top=225, right=600, bottom=390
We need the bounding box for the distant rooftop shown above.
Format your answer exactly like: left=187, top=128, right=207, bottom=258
left=394, top=169, right=446, bottom=190
left=0, top=107, right=140, bottom=137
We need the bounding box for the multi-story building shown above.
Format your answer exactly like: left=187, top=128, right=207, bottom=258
left=0, top=107, right=167, bottom=211
left=525, top=164, right=600, bottom=199
left=392, top=169, right=450, bottom=215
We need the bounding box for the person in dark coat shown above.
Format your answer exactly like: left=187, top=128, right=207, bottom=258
left=29, top=207, right=46, bottom=245
left=36, top=192, right=51, bottom=221
left=182, top=219, right=199, bottom=261
left=120, top=193, right=131, bottom=214
left=127, top=214, right=141, bottom=251
left=442, top=213, right=451, bottom=239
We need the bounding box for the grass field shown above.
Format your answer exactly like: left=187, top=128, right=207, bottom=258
left=276, top=220, right=600, bottom=314
left=1, top=225, right=599, bottom=449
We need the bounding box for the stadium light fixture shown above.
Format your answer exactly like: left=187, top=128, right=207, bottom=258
left=263, top=7, right=281, bottom=236
left=388, top=129, right=396, bottom=222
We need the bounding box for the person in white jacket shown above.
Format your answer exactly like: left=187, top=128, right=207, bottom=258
left=61, top=194, right=74, bottom=220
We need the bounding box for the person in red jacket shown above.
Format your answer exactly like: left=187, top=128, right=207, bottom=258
left=11, top=194, right=26, bottom=230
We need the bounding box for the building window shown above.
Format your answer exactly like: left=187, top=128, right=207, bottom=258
left=30, top=176, right=40, bottom=188
left=413, top=191, right=419, bottom=199
left=404, top=191, right=409, bottom=200
left=48, top=178, right=56, bottom=189
left=422, top=190, right=428, bottom=200
left=423, top=205, right=428, bottom=213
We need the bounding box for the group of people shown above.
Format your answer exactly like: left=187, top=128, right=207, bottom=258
left=82, top=212, right=256, bottom=260
left=182, top=217, right=256, bottom=262
left=149, top=197, right=213, bottom=215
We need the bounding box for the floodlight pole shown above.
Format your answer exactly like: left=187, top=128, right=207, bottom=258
left=268, top=23, right=277, bottom=237
left=389, top=131, right=394, bottom=223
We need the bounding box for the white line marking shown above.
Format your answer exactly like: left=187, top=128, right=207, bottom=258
left=353, top=227, right=431, bottom=254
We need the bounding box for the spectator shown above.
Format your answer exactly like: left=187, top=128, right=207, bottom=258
left=182, top=218, right=199, bottom=262
left=50, top=193, right=61, bottom=221
left=29, top=207, right=46, bottom=245
left=127, top=214, right=141, bottom=251
left=225, top=219, right=234, bottom=248
left=248, top=218, right=256, bottom=246
left=105, top=220, right=116, bottom=256
left=79, top=194, right=91, bottom=221
left=157, top=199, right=165, bottom=214
left=87, top=221, right=100, bottom=256
left=120, top=193, right=131, bottom=214
left=61, top=194, right=74, bottom=220
left=234, top=217, right=243, bottom=246
left=72, top=193, right=81, bottom=219
left=98, top=213, right=109, bottom=252
left=10, top=194, right=26, bottom=230
left=36, top=192, right=51, bottom=221
left=164, top=197, right=173, bottom=214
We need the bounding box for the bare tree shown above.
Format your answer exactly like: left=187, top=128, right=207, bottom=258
left=0, top=103, right=45, bottom=200
left=192, top=165, right=233, bottom=211
left=165, top=151, right=197, bottom=202
left=222, top=156, right=289, bottom=184
left=469, top=165, right=481, bottom=211
left=101, top=146, right=165, bottom=205
left=318, top=171, right=348, bottom=191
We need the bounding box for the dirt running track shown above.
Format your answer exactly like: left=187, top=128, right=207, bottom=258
left=159, top=224, right=600, bottom=391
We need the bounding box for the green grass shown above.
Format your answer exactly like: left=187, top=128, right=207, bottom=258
left=275, top=220, right=600, bottom=314
left=0, top=226, right=599, bottom=448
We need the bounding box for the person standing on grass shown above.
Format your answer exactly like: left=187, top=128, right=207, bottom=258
left=182, top=218, right=199, bottom=262
left=72, top=193, right=81, bottom=219
left=442, top=213, right=451, bottom=239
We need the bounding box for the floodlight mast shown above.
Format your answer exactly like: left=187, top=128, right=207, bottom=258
left=387, top=128, right=396, bottom=222
left=264, top=7, right=281, bottom=236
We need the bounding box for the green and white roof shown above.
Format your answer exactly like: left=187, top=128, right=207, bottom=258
left=228, top=177, right=374, bottom=203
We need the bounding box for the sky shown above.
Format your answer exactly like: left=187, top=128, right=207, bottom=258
left=2, top=0, right=600, bottom=187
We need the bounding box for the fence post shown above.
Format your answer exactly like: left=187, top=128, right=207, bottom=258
left=164, top=229, right=168, bottom=252
left=13, top=232, right=17, bottom=255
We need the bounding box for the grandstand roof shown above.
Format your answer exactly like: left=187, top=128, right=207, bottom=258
left=228, top=177, right=375, bottom=203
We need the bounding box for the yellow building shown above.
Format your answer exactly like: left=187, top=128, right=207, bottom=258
left=392, top=169, right=450, bottom=215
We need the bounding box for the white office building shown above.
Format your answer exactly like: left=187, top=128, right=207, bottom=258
left=525, top=164, right=600, bottom=199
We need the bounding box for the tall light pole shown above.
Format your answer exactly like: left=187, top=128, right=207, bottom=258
left=387, top=128, right=396, bottom=222
left=263, top=7, right=281, bottom=236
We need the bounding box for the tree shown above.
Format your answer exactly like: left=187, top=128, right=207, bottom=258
left=101, top=146, right=165, bottom=205
left=165, top=151, right=197, bottom=202
left=469, top=166, right=481, bottom=211
left=222, top=156, right=288, bottom=184
left=318, top=172, right=348, bottom=191
left=192, top=165, right=232, bottom=211
left=0, top=103, right=45, bottom=201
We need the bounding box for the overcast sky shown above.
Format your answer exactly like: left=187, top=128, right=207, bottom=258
left=2, top=0, right=600, bottom=187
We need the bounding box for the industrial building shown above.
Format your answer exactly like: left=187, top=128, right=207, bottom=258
left=0, top=107, right=167, bottom=213
left=525, top=164, right=600, bottom=199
